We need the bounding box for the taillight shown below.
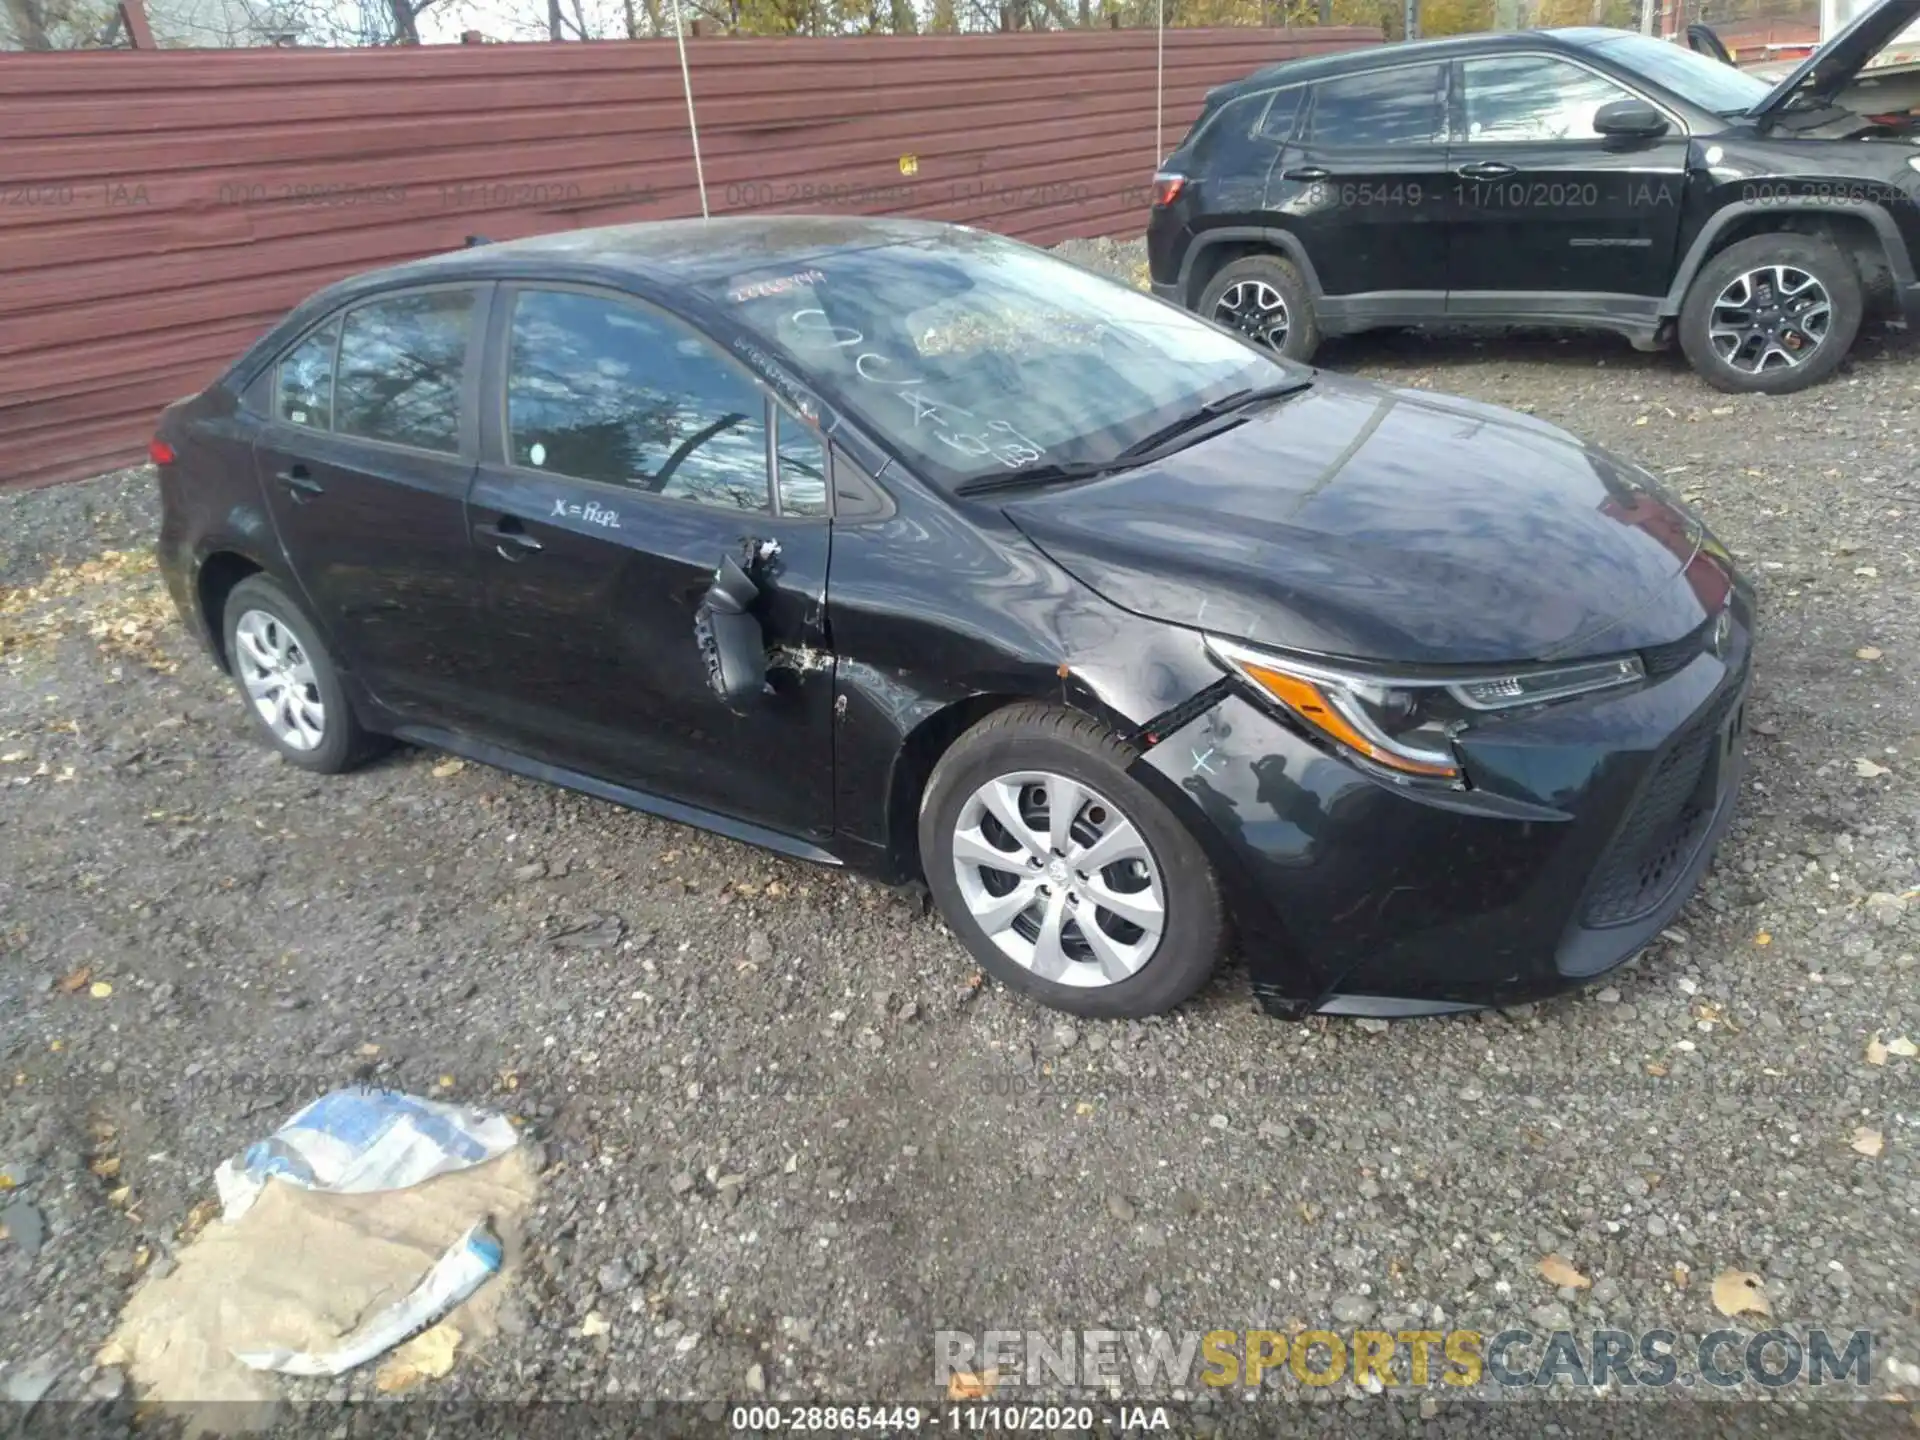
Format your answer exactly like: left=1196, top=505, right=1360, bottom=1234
left=1152, top=172, right=1186, bottom=207
left=149, top=438, right=176, bottom=466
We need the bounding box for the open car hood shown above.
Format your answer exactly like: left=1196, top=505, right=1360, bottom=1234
left=1749, top=0, right=1920, bottom=120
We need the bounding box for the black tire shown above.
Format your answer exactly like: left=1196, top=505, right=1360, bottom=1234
left=1196, top=253, right=1322, bottom=364
left=1678, top=233, right=1861, bottom=395
left=221, top=574, right=385, bottom=774
left=918, top=702, right=1225, bottom=1019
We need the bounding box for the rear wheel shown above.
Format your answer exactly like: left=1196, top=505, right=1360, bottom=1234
left=1196, top=253, right=1321, bottom=364
left=1678, top=233, right=1861, bottom=394
left=221, top=575, right=384, bottom=774
left=919, top=703, right=1225, bottom=1018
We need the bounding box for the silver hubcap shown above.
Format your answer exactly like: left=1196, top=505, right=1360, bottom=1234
left=1214, top=279, right=1290, bottom=351
left=950, top=771, right=1166, bottom=988
left=234, top=608, right=325, bottom=751
left=1708, top=265, right=1831, bottom=373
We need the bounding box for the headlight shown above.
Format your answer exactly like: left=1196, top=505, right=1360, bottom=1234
left=1206, top=637, right=1644, bottom=782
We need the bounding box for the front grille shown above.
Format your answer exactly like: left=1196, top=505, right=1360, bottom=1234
left=1580, top=684, right=1742, bottom=928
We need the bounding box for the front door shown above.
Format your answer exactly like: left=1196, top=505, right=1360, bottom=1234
left=467, top=284, right=836, bottom=842
left=252, top=284, right=492, bottom=725
left=1270, top=61, right=1453, bottom=311
left=1445, top=54, right=1689, bottom=305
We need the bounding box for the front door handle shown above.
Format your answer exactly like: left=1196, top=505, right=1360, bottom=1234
left=275, top=465, right=323, bottom=502
left=475, top=517, right=543, bottom=561
left=1281, top=166, right=1331, bottom=182
left=1456, top=160, right=1517, bottom=179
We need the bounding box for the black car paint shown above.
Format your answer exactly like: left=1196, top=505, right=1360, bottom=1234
left=157, top=217, right=1751, bottom=1018
left=1001, top=371, right=1713, bottom=666
left=1148, top=25, right=1920, bottom=346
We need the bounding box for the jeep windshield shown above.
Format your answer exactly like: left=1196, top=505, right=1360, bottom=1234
left=1586, top=31, right=1776, bottom=114
left=707, top=230, right=1297, bottom=489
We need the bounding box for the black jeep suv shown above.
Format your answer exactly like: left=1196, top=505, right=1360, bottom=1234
left=1147, top=2, right=1920, bottom=393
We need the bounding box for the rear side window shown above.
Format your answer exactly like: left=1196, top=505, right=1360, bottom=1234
left=1308, top=64, right=1445, bottom=146
left=334, top=289, right=476, bottom=454
left=1254, top=86, right=1306, bottom=142
left=275, top=318, right=338, bottom=430
left=506, top=289, right=772, bottom=513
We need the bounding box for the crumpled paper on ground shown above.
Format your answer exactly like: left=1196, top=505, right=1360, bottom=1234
left=103, top=1146, right=535, bottom=1432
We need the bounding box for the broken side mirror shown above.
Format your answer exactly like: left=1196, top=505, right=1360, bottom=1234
left=695, top=553, right=768, bottom=708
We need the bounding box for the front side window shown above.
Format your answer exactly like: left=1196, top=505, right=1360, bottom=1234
left=775, top=409, right=829, bottom=517
left=1461, top=56, right=1640, bottom=142
left=333, top=289, right=475, bottom=454
left=506, top=289, right=770, bottom=513
left=1308, top=64, right=1446, bottom=146
left=275, top=318, right=339, bottom=430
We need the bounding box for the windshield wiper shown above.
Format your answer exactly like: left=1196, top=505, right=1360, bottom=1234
left=952, top=458, right=1128, bottom=497
left=1109, top=377, right=1315, bottom=462
left=951, top=377, right=1315, bottom=499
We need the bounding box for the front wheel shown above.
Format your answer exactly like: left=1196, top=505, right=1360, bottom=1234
left=918, top=703, right=1225, bottom=1018
left=1677, top=233, right=1862, bottom=394
left=1196, top=253, right=1321, bottom=364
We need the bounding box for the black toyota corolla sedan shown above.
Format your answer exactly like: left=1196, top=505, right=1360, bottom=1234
left=154, top=217, right=1752, bottom=1020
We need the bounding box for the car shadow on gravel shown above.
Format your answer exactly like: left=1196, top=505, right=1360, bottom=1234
left=1316, top=319, right=1920, bottom=384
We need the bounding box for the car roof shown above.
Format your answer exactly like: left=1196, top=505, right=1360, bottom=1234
left=326, top=215, right=962, bottom=295
left=1215, top=26, right=1629, bottom=98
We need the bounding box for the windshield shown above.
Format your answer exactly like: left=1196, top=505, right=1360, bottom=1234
left=1587, top=32, right=1775, bottom=113
left=704, top=230, right=1289, bottom=488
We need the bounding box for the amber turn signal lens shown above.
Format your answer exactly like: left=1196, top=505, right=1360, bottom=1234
left=1239, top=661, right=1459, bottom=779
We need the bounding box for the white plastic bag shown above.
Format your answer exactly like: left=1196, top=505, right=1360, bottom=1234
left=213, top=1088, right=518, bottom=1222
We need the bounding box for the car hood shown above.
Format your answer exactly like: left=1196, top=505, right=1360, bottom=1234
left=1003, top=374, right=1715, bottom=667
left=1750, top=0, right=1920, bottom=120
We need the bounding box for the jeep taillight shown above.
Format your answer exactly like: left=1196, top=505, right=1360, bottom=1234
left=1152, top=173, right=1186, bottom=207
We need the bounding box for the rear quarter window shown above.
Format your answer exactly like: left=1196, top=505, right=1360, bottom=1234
left=274, top=318, right=340, bottom=430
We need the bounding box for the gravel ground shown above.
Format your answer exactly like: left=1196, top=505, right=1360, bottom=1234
left=4, top=238, right=1920, bottom=1436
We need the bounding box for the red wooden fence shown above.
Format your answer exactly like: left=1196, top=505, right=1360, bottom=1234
left=0, top=27, right=1378, bottom=491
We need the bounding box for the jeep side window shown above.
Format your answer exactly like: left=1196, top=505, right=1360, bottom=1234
left=1254, top=87, right=1306, bottom=143
left=1306, top=64, right=1445, bottom=147
left=1461, top=56, right=1640, bottom=143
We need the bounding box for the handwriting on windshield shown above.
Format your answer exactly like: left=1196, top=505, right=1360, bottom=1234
left=789, top=309, right=1042, bottom=469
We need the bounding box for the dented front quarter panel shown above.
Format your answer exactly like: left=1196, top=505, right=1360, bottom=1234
left=824, top=481, right=1225, bottom=875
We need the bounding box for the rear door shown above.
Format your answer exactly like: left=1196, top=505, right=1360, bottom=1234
left=1445, top=54, right=1689, bottom=304
left=465, top=284, right=836, bottom=842
left=1272, top=62, right=1452, bottom=310
left=252, top=284, right=493, bottom=725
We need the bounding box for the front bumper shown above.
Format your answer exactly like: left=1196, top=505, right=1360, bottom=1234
left=1135, top=593, right=1754, bottom=1017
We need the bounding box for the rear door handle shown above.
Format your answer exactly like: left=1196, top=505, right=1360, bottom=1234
left=275, top=465, right=323, bottom=501
left=1281, top=166, right=1331, bottom=182
left=475, top=517, right=543, bottom=561
left=1456, top=160, right=1517, bottom=179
